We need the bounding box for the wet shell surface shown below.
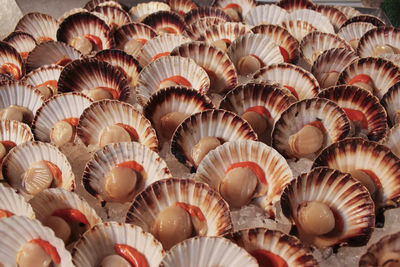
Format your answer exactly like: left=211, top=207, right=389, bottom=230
left=340, top=15, right=385, bottom=29
left=22, top=64, right=63, bottom=97
left=253, top=62, right=320, bottom=100
left=159, top=236, right=258, bottom=267
left=57, top=58, right=130, bottom=102
left=126, top=178, right=234, bottom=248
left=315, top=5, right=347, bottom=32
left=244, top=4, right=288, bottom=26
left=0, top=120, right=34, bottom=152
left=26, top=41, right=82, bottom=72
left=2, top=141, right=75, bottom=199
left=277, top=0, right=315, bottom=12
left=0, top=216, right=73, bottom=266
left=182, top=17, right=225, bottom=40
left=230, top=228, right=318, bottom=266
left=170, top=41, right=238, bottom=93
left=359, top=231, right=400, bottom=266
left=281, top=167, right=375, bottom=248
left=311, top=48, right=359, bottom=89
left=336, top=6, right=361, bottom=19
left=357, top=26, right=400, bottom=58
left=171, top=109, right=257, bottom=170
left=272, top=98, right=350, bottom=159
left=93, top=5, right=131, bottom=29
left=285, top=9, right=335, bottom=34
left=0, top=183, right=35, bottom=219
left=72, top=222, right=165, bottom=267
left=338, top=22, right=377, bottom=50
left=281, top=19, right=317, bottom=42
left=14, top=12, right=59, bottom=43
left=129, top=1, right=171, bottom=22
left=213, top=0, right=256, bottom=21
left=0, top=41, right=25, bottom=80
left=383, top=123, right=400, bottom=159
left=83, top=142, right=171, bottom=203
left=184, top=7, right=231, bottom=26
left=382, top=81, right=400, bottom=125
left=195, top=140, right=293, bottom=215
left=136, top=56, right=210, bottom=106
left=3, top=32, right=37, bottom=61
left=312, top=137, right=400, bottom=213
left=167, top=0, right=197, bottom=16
left=77, top=99, right=158, bottom=151
left=141, top=11, right=185, bottom=35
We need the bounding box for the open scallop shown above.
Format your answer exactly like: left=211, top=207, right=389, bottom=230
left=59, top=8, right=89, bottom=24
left=359, top=231, right=400, bottom=266
left=129, top=1, right=171, bottom=22
left=0, top=120, right=33, bottom=162
left=336, top=57, right=400, bottom=99
left=338, top=22, right=377, bottom=50
left=280, top=167, right=375, bottom=248
left=227, top=33, right=284, bottom=76
left=92, top=5, right=131, bottom=30
left=171, top=41, right=238, bottom=93
left=57, top=12, right=114, bottom=56
left=72, top=222, right=165, bottom=267
left=382, top=81, right=400, bottom=125
left=57, top=58, right=130, bottom=102
left=340, top=15, right=385, bottom=30
left=184, top=7, right=231, bottom=26
left=14, top=12, right=59, bottom=44
left=272, top=98, right=350, bottom=160
left=167, top=0, right=197, bottom=16
left=2, top=141, right=75, bottom=200
left=126, top=178, right=233, bottom=250
left=383, top=123, right=400, bottom=159
left=315, top=5, right=347, bottom=32
left=336, top=6, right=361, bottom=19
left=29, top=188, right=101, bottom=246
left=4, top=32, right=37, bottom=61
left=0, top=81, right=44, bottom=125
left=244, top=4, right=288, bottom=26
left=77, top=99, right=158, bottom=152
left=171, top=109, right=257, bottom=171
left=143, top=86, right=214, bottom=144
left=318, top=85, right=388, bottom=142
left=212, top=0, right=256, bottom=22
left=183, top=17, right=225, bottom=40
left=311, top=48, right=358, bottom=89
left=0, top=41, right=25, bottom=80
left=31, top=93, right=93, bottom=147
left=285, top=9, right=335, bottom=34
left=277, top=0, right=315, bottom=12
left=230, top=228, right=318, bottom=266
left=160, top=236, right=257, bottom=266
left=313, top=137, right=400, bottom=216
left=136, top=56, right=210, bottom=106
left=357, top=26, right=400, bottom=58
left=84, top=0, right=123, bottom=11
left=141, top=11, right=185, bottom=35
left=0, top=216, right=73, bottom=267
left=281, top=19, right=317, bottom=42
left=196, top=140, right=293, bottom=216
left=0, top=183, right=35, bottom=220
left=83, top=141, right=171, bottom=204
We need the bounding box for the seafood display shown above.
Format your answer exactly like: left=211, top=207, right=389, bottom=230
left=0, top=0, right=399, bottom=266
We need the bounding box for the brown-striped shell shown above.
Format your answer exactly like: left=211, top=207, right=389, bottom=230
left=336, top=6, right=361, bottom=19
left=315, top=5, right=347, bottom=32
left=141, top=10, right=185, bottom=35
left=183, top=17, right=225, bottom=40
left=359, top=232, right=400, bottom=267
left=281, top=20, right=317, bottom=42
left=84, top=0, right=123, bottom=11
left=357, top=26, right=400, bottom=58
left=21, top=64, right=63, bottom=99
left=383, top=123, right=400, bottom=159
left=382, top=81, right=400, bottom=125
left=197, top=22, right=252, bottom=48
left=338, top=22, right=377, bottom=50
left=167, top=0, right=197, bottom=16
left=244, top=4, right=288, bottom=26
left=340, top=15, right=385, bottom=30
left=14, top=12, right=59, bottom=44
left=285, top=9, right=335, bottom=34
left=0, top=120, right=33, bottom=162
left=0, top=41, right=25, bottom=80
left=184, top=7, right=231, bottom=26
left=212, top=0, right=256, bottom=22
left=277, top=0, right=315, bottom=12
left=129, top=1, right=171, bottom=22
left=3, top=32, right=37, bottom=61
left=92, top=5, right=132, bottom=30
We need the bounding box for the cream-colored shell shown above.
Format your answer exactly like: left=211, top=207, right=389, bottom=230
left=22, top=64, right=63, bottom=90
left=281, top=20, right=317, bottom=42
left=383, top=123, right=400, bottom=159
left=357, top=26, right=400, bottom=58
left=15, top=12, right=59, bottom=43
left=244, top=4, right=288, bottom=26
left=129, top=1, right=171, bottom=21
left=0, top=120, right=33, bottom=147
left=285, top=9, right=334, bottom=34
left=338, top=22, right=376, bottom=50
left=0, top=183, right=35, bottom=219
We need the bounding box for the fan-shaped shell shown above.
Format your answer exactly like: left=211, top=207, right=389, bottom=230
left=338, top=22, right=377, bottom=50
left=357, top=26, right=400, bottom=58
left=141, top=10, right=185, bottom=35
left=84, top=0, right=122, bottom=11
left=183, top=17, right=225, bottom=40
left=22, top=64, right=63, bottom=98
left=14, top=12, right=59, bottom=44
left=197, top=22, right=252, bottom=47
left=382, top=81, right=400, bottom=125
left=0, top=41, right=25, bottom=80
left=167, top=0, right=197, bottom=16
left=340, top=15, right=385, bottom=29
left=359, top=232, right=400, bottom=267
left=315, top=5, right=346, bottom=32
left=3, top=32, right=37, bottom=61
left=184, top=7, right=231, bottom=26
left=129, top=1, right=171, bottom=22
left=277, top=0, right=315, bottom=12
left=0, top=120, right=33, bottom=151
left=213, top=0, right=256, bottom=21
left=336, top=6, right=361, bottom=19
left=281, top=19, right=317, bottom=42
left=92, top=5, right=131, bottom=29
left=285, top=9, right=335, bottom=34
left=244, top=4, right=288, bottom=26
left=0, top=183, right=35, bottom=219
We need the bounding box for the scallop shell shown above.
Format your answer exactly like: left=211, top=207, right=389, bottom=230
left=336, top=57, right=400, bottom=99
left=285, top=9, right=335, bottom=34
left=170, top=41, right=238, bottom=93
left=57, top=58, right=130, bottom=102
left=281, top=19, right=317, bottom=42
left=126, top=178, right=234, bottom=246
left=277, top=0, right=315, bottom=12
left=84, top=0, right=123, bottom=11
left=129, top=2, right=171, bottom=22
left=312, top=137, right=400, bottom=213
left=77, top=99, right=158, bottom=152
left=315, top=5, right=346, bottom=32
left=280, top=167, right=375, bottom=248
left=311, top=48, right=358, bottom=89
left=22, top=64, right=63, bottom=94
left=272, top=98, right=350, bottom=159
left=14, top=12, right=59, bottom=43
left=244, top=4, right=288, bottom=26
left=359, top=232, right=400, bottom=267
left=167, top=0, right=197, bottom=16
left=0, top=216, right=73, bottom=266
left=382, top=81, right=400, bottom=125
left=251, top=24, right=299, bottom=64
left=184, top=7, right=231, bottom=26
left=138, top=34, right=190, bottom=67
left=72, top=222, right=165, bottom=267
left=0, top=120, right=33, bottom=149
left=141, top=10, right=185, bottom=35
left=0, top=183, right=35, bottom=219
left=2, top=141, right=75, bottom=199
left=230, top=228, right=318, bottom=266
left=383, top=123, right=400, bottom=159
left=357, top=27, right=400, bottom=58
left=183, top=17, right=225, bottom=40
left=197, top=22, right=252, bottom=44
left=59, top=8, right=89, bottom=24
left=317, top=85, right=388, bottom=142
left=335, top=6, right=361, bottom=19
left=171, top=109, right=257, bottom=171
left=196, top=140, right=293, bottom=215
left=213, top=0, right=257, bottom=20
left=0, top=41, right=25, bottom=80
left=160, top=236, right=257, bottom=267
left=338, top=22, right=377, bottom=50
left=340, top=15, right=385, bottom=29
left=26, top=41, right=82, bottom=72
left=143, top=86, right=214, bottom=143
left=3, top=32, right=37, bottom=61
left=92, top=5, right=132, bottom=29
left=83, top=141, right=171, bottom=203
left=136, top=56, right=210, bottom=106
left=31, top=93, right=93, bottom=143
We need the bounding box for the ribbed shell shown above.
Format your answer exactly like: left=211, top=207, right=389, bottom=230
left=59, top=8, right=89, bottom=24
left=383, top=123, right=400, bottom=159
left=2, top=141, right=75, bottom=199
left=14, top=12, right=59, bottom=43
left=0, top=183, right=35, bottom=219
left=280, top=167, right=375, bottom=248
left=3, top=32, right=37, bottom=60
left=311, top=48, right=358, bottom=89
left=357, top=27, right=400, bottom=58
left=57, top=58, right=130, bottom=101
left=126, top=178, right=234, bottom=243
left=285, top=9, right=335, bottom=34
left=83, top=142, right=171, bottom=202
left=315, top=5, right=346, bottom=32
left=277, top=0, right=315, bottom=12
left=197, top=22, right=252, bottom=45
left=359, top=231, right=400, bottom=266
left=340, top=15, right=385, bottom=30
left=184, top=7, right=231, bottom=26
left=92, top=5, right=132, bottom=29
left=312, top=137, right=400, bottom=212
left=213, top=0, right=256, bottom=19
left=379, top=53, right=400, bottom=67
left=244, top=4, right=288, bottom=26
left=382, top=81, right=400, bottom=125
left=336, top=6, right=361, bottom=19
left=22, top=64, right=63, bottom=92
left=136, top=56, right=210, bottom=106
left=196, top=140, right=293, bottom=215
left=171, top=109, right=257, bottom=170
left=338, top=22, right=377, bottom=50
left=129, top=2, right=171, bottom=22
left=141, top=10, right=185, bottom=35
left=84, top=0, right=122, bottom=11
left=77, top=99, right=158, bottom=151
left=170, top=41, right=238, bottom=93
left=281, top=20, right=317, bottom=42
left=272, top=98, right=350, bottom=159
left=230, top=228, right=317, bottom=267
left=72, top=222, right=165, bottom=267
left=336, top=57, right=400, bottom=99
left=0, top=216, right=73, bottom=266
left=183, top=17, right=225, bottom=40
left=160, top=236, right=258, bottom=267
left=0, top=41, right=25, bottom=79
left=253, top=63, right=319, bottom=100
left=31, top=92, right=93, bottom=143
left=0, top=120, right=33, bottom=148
left=167, top=0, right=197, bottom=15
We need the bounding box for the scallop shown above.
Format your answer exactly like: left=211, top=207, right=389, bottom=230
left=0, top=41, right=25, bottom=80
left=357, top=26, right=400, bottom=58
left=3, top=32, right=37, bottom=61
left=14, top=12, right=59, bottom=44
left=244, top=4, right=288, bottom=26
left=0, top=119, right=33, bottom=162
